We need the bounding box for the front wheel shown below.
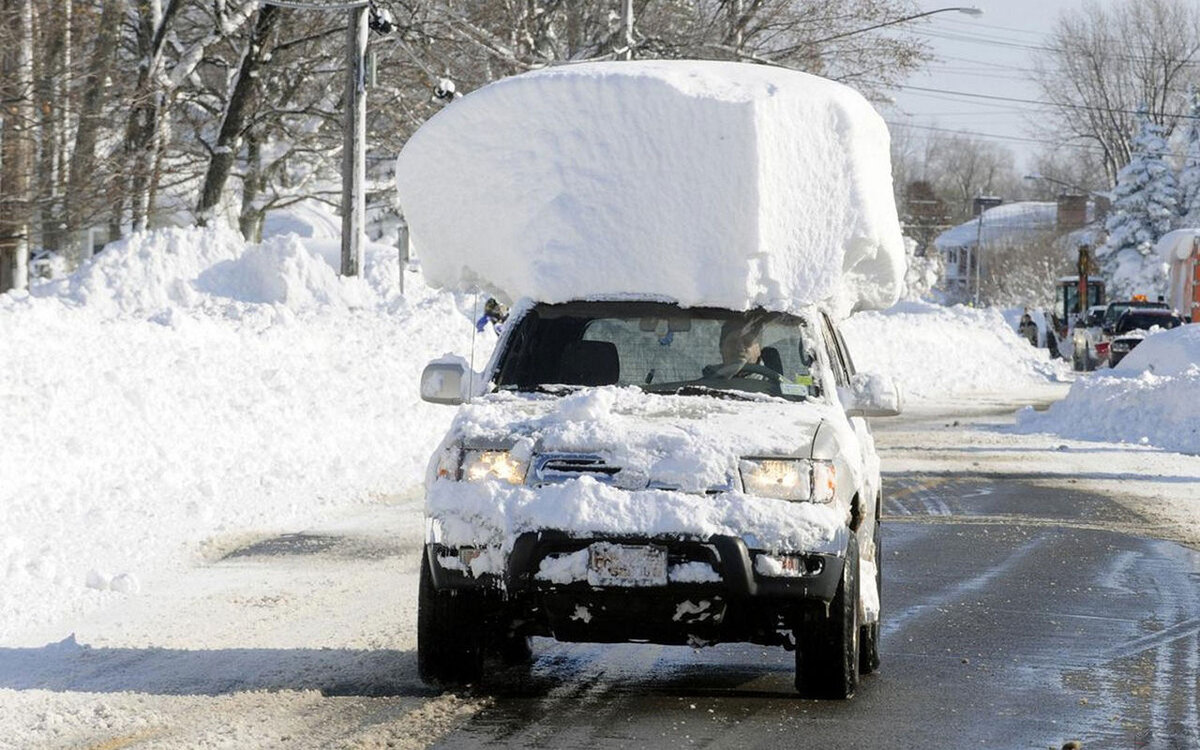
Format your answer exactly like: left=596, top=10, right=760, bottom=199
left=417, top=550, right=485, bottom=686
left=795, top=535, right=860, bottom=699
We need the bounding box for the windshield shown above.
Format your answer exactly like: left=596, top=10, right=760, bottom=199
left=1117, top=311, right=1180, bottom=333
left=493, top=302, right=821, bottom=401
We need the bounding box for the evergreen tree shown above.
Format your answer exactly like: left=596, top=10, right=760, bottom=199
left=1179, top=89, right=1200, bottom=225
left=1099, top=110, right=1177, bottom=298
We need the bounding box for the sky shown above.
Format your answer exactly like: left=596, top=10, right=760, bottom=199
left=885, top=0, right=1116, bottom=171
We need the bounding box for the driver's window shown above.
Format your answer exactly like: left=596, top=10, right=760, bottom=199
left=819, top=315, right=850, bottom=387
left=760, top=321, right=817, bottom=389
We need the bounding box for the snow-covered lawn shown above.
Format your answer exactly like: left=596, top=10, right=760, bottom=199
left=0, top=227, right=486, bottom=642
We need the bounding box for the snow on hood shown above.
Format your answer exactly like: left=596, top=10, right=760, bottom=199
left=426, top=478, right=847, bottom=562
left=439, top=386, right=831, bottom=493
left=395, top=60, right=904, bottom=319
left=424, top=386, right=847, bottom=559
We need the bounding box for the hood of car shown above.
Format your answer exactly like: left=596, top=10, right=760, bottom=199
left=447, top=386, right=833, bottom=494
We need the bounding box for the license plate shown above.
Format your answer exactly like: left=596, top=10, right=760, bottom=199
left=587, top=542, right=668, bottom=587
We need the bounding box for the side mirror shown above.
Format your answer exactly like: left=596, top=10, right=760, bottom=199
left=420, top=360, right=469, bottom=405
left=839, top=372, right=902, bottom=418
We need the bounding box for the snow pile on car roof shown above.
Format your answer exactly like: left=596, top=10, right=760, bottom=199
left=395, top=61, right=904, bottom=317
left=1016, top=325, right=1200, bottom=453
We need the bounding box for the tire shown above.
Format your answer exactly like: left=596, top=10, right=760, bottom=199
left=795, top=535, right=860, bottom=699
left=859, top=520, right=881, bottom=675
left=417, top=549, right=486, bottom=687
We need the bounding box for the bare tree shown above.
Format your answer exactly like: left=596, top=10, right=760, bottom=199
left=980, top=228, right=1072, bottom=308
left=1035, top=0, right=1200, bottom=184
left=0, top=0, right=35, bottom=292
left=66, top=0, right=126, bottom=261
left=196, top=5, right=281, bottom=226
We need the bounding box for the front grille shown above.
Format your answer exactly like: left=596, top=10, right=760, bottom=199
left=530, top=453, right=735, bottom=494
left=532, top=453, right=623, bottom=485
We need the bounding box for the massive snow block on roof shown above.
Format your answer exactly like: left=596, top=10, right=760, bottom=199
left=395, top=61, right=904, bottom=317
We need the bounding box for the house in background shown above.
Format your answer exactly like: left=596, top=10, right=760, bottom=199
left=935, top=194, right=1105, bottom=306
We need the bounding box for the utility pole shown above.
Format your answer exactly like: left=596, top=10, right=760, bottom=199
left=264, top=0, right=389, bottom=278
left=618, top=0, right=634, bottom=60
left=973, top=212, right=984, bottom=307
left=0, top=0, right=34, bottom=294
left=342, top=3, right=368, bottom=277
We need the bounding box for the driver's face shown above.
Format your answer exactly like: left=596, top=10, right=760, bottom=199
left=721, top=334, right=761, bottom=365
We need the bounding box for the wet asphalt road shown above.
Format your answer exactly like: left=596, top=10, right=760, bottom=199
left=433, top=475, right=1200, bottom=750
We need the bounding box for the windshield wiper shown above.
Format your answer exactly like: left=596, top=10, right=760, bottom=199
left=654, top=384, right=760, bottom=402
left=498, top=383, right=584, bottom=396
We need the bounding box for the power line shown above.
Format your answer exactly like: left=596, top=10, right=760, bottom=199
left=882, top=81, right=1200, bottom=121
left=885, top=120, right=1099, bottom=150
left=939, top=17, right=1051, bottom=39
left=908, top=26, right=1200, bottom=68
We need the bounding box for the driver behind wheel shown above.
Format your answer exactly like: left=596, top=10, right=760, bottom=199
left=720, top=316, right=762, bottom=371
left=704, top=314, right=773, bottom=379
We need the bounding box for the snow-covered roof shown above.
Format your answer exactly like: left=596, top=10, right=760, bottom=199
left=395, top=60, right=905, bottom=318
left=934, top=201, right=1061, bottom=251
left=1155, top=228, right=1200, bottom=261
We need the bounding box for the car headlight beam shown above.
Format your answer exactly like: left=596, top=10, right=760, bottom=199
left=739, top=458, right=836, bottom=503
left=460, top=449, right=527, bottom=485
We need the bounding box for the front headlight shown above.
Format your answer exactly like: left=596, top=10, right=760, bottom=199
left=739, top=458, right=836, bottom=503
left=461, top=449, right=528, bottom=485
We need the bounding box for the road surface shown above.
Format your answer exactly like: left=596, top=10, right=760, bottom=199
left=3, top=398, right=1198, bottom=749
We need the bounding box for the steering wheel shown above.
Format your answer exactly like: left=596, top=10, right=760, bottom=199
left=734, top=363, right=784, bottom=381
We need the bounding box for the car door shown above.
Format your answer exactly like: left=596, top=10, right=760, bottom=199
left=820, top=312, right=881, bottom=529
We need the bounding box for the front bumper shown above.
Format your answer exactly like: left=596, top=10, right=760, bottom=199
left=427, top=530, right=844, bottom=602
left=426, top=531, right=845, bottom=646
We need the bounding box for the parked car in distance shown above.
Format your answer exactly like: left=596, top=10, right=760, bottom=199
left=1101, top=298, right=1169, bottom=335
left=1108, top=308, right=1189, bottom=367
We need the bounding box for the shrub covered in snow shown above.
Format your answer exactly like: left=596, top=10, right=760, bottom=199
left=1099, top=111, right=1177, bottom=300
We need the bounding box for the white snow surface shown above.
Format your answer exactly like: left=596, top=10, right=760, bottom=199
left=1016, top=324, right=1200, bottom=454
left=0, top=225, right=485, bottom=640
left=840, top=301, right=1069, bottom=400
left=427, top=478, right=847, bottom=561
left=395, top=61, right=905, bottom=318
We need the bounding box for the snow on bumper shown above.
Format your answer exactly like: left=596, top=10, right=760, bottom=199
left=425, top=474, right=848, bottom=577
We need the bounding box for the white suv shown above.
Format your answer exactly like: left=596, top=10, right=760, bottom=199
left=418, top=299, right=900, bottom=699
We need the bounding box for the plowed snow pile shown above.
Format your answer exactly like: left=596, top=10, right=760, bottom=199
left=396, top=61, right=904, bottom=317
left=840, top=301, right=1069, bottom=400
left=1016, top=324, right=1200, bottom=453
left=0, top=226, right=483, bottom=641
